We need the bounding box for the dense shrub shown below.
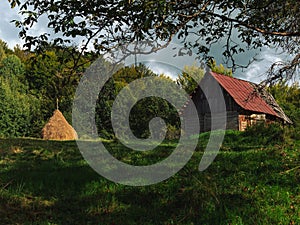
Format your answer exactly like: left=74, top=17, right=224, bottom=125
left=242, top=122, right=284, bottom=145
left=0, top=78, right=40, bottom=137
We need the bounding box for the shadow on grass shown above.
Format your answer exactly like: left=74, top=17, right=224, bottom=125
left=0, top=138, right=299, bottom=225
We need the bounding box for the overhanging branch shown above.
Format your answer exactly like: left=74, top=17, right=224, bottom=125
left=204, top=11, right=300, bottom=37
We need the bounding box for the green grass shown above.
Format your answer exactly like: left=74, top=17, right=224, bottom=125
left=0, top=132, right=299, bottom=225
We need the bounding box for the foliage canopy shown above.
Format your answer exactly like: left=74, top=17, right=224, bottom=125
left=8, top=0, right=300, bottom=82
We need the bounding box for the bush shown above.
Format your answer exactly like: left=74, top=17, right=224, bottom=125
left=243, top=123, right=284, bottom=146
left=165, top=124, right=181, bottom=140
left=0, top=78, right=40, bottom=138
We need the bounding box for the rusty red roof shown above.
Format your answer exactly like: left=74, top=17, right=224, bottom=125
left=210, top=72, right=279, bottom=117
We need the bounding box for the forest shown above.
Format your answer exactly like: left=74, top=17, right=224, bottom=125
left=0, top=39, right=299, bottom=140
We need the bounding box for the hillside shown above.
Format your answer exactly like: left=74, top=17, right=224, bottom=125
left=0, top=127, right=299, bottom=225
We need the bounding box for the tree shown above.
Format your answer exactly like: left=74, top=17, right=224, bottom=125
left=0, top=55, right=25, bottom=77
left=0, top=55, right=39, bottom=137
left=0, top=54, right=27, bottom=91
left=177, top=60, right=231, bottom=94
left=128, top=74, right=182, bottom=139
left=95, top=64, right=181, bottom=139
left=0, top=46, right=6, bottom=63
left=13, top=44, right=32, bottom=63
left=0, top=40, right=12, bottom=56
left=269, top=82, right=300, bottom=139
left=8, top=0, right=299, bottom=82
left=25, top=46, right=90, bottom=123
left=177, top=62, right=205, bottom=94
left=208, top=60, right=232, bottom=77
left=0, top=78, right=31, bottom=137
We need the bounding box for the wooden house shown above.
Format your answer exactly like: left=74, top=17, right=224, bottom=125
left=183, top=71, right=292, bottom=132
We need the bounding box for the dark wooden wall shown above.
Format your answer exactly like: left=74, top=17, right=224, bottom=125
left=183, top=74, right=240, bottom=132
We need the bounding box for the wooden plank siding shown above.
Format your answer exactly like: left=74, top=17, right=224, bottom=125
left=184, top=73, right=240, bottom=132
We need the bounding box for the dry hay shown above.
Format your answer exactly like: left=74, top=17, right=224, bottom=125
left=42, top=110, right=77, bottom=140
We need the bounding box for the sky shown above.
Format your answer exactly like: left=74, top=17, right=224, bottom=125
left=0, top=1, right=24, bottom=48
left=0, top=0, right=288, bottom=83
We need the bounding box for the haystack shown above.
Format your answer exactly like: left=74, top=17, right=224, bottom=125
left=42, top=110, right=77, bottom=140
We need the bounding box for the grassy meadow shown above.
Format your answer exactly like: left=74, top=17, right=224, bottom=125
left=0, top=128, right=299, bottom=225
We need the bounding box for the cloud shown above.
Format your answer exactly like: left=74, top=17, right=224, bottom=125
left=240, top=48, right=288, bottom=83
left=0, top=1, right=57, bottom=49
left=143, top=61, right=182, bottom=80
left=0, top=1, right=24, bottom=48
